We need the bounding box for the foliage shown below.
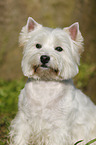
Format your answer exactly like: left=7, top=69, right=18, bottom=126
left=74, top=138, right=96, bottom=145
left=0, top=78, right=25, bottom=144
left=0, top=78, right=25, bottom=113
left=85, top=138, right=96, bottom=145
left=74, top=63, right=96, bottom=89
left=74, top=140, right=83, bottom=145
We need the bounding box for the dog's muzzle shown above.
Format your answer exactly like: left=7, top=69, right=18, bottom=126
left=33, top=55, right=59, bottom=76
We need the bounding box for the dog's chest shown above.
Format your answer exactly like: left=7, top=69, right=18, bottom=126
left=22, top=80, right=73, bottom=120
left=20, top=80, right=74, bottom=135
left=25, top=80, right=66, bottom=106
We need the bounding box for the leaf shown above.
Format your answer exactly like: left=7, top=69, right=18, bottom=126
left=74, top=140, right=83, bottom=145
left=85, top=138, right=96, bottom=145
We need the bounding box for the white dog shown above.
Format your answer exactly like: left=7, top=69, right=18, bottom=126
left=9, top=17, right=96, bottom=145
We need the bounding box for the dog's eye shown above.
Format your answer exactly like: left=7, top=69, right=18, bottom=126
left=55, top=47, right=63, bottom=52
left=36, top=44, right=42, bottom=49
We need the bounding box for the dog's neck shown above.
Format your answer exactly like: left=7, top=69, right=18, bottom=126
left=24, top=78, right=74, bottom=107
left=27, top=78, right=73, bottom=84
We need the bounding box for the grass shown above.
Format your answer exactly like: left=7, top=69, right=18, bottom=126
left=74, top=140, right=83, bottom=145
left=74, top=63, right=96, bottom=89
left=0, top=78, right=25, bottom=144
left=0, top=63, right=96, bottom=144
left=74, top=138, right=96, bottom=145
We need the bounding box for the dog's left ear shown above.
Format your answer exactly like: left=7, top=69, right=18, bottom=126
left=64, top=22, right=82, bottom=41
left=19, top=17, right=42, bottom=47
left=64, top=22, right=84, bottom=64
left=66, top=22, right=79, bottom=40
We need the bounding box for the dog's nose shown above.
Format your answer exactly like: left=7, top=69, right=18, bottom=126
left=40, top=55, right=50, bottom=64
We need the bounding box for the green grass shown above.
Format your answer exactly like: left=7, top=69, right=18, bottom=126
left=74, top=63, right=96, bottom=89
left=74, top=138, right=96, bottom=145
left=0, top=78, right=25, bottom=144
left=74, top=140, right=83, bottom=145
left=0, top=78, right=25, bottom=113
left=85, top=138, right=96, bottom=145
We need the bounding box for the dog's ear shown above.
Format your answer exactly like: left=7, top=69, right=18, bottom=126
left=64, top=22, right=84, bottom=64
left=67, top=22, right=79, bottom=40
left=27, top=17, right=42, bottom=32
left=64, top=22, right=81, bottom=41
left=19, top=17, right=42, bottom=47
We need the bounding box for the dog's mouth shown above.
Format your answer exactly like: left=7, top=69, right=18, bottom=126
left=33, top=65, right=48, bottom=72
left=41, top=64, right=48, bottom=68
left=33, top=65, right=58, bottom=74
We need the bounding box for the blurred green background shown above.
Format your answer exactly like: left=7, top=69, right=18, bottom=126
left=0, top=0, right=96, bottom=144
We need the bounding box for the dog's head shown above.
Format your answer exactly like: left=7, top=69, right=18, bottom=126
left=19, top=17, right=84, bottom=80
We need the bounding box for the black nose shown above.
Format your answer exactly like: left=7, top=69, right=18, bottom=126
left=40, top=55, right=50, bottom=64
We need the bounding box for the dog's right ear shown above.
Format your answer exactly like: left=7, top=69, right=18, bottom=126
left=27, top=17, right=42, bottom=32
left=19, top=17, right=42, bottom=47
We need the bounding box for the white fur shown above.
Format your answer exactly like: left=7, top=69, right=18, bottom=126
left=9, top=17, right=96, bottom=145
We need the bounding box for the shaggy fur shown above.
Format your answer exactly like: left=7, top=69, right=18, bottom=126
left=9, top=17, right=96, bottom=145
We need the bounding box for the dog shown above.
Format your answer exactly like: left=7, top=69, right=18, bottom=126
left=9, top=17, right=96, bottom=145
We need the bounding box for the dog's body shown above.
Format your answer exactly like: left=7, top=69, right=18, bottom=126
left=9, top=17, right=96, bottom=145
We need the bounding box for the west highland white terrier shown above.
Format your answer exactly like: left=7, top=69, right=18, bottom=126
left=9, top=17, right=96, bottom=145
